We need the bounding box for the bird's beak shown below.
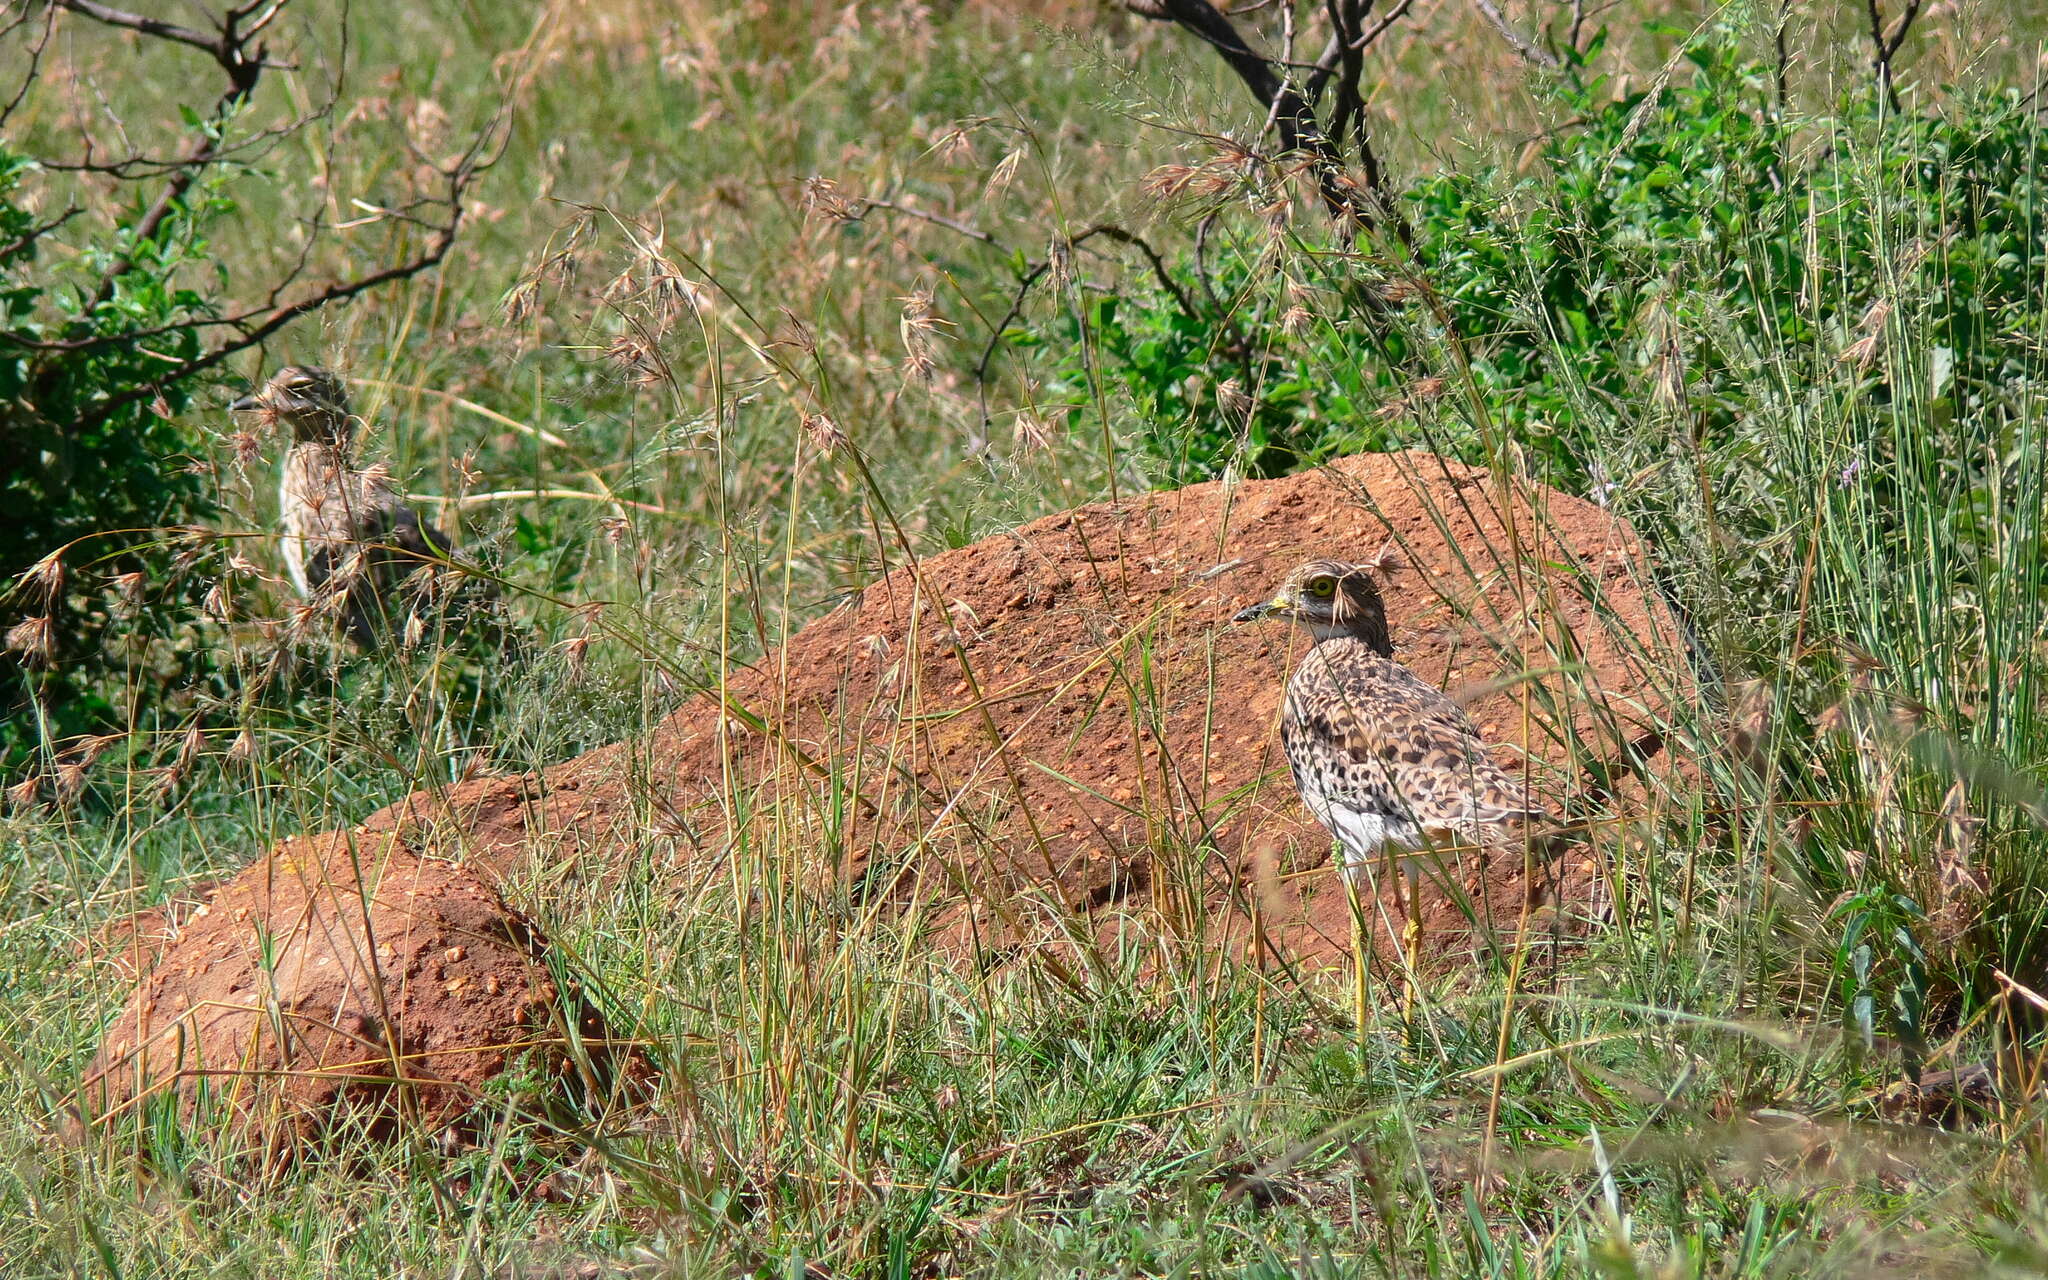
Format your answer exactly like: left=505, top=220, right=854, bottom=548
left=1233, top=597, right=1288, bottom=623
left=229, top=392, right=263, bottom=412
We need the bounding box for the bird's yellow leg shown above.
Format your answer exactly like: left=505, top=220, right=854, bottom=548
left=1345, top=866, right=1368, bottom=1053
left=1404, top=871, right=1423, bottom=1024
left=1398, top=836, right=1432, bottom=1029
left=1379, top=840, right=1412, bottom=1027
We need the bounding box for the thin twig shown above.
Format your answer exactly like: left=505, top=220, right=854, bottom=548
left=56, top=0, right=235, bottom=59
left=0, top=207, right=82, bottom=262
left=1863, top=0, right=1924, bottom=113
left=1469, top=0, right=1562, bottom=69
left=63, top=140, right=496, bottom=436
left=1354, top=0, right=1415, bottom=57
left=973, top=223, right=1205, bottom=433
left=851, top=197, right=1006, bottom=250
left=53, top=0, right=296, bottom=310
left=0, top=2, right=60, bottom=128
left=1131, top=0, right=1383, bottom=227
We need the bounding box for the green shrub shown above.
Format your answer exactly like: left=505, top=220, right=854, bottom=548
left=0, top=143, right=234, bottom=767
left=1075, top=35, right=2048, bottom=498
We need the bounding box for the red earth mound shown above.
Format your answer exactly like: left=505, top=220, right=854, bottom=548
left=89, top=451, right=1689, bottom=1140
left=351, top=450, right=1688, bottom=973
left=83, top=831, right=611, bottom=1155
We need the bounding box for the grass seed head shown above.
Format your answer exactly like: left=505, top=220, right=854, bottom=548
left=557, top=633, right=593, bottom=679
left=946, top=597, right=983, bottom=639
left=602, top=262, right=640, bottom=304
left=174, top=725, right=204, bottom=773
left=1362, top=543, right=1407, bottom=574
left=899, top=287, right=947, bottom=383
left=800, top=175, right=856, bottom=223
left=1649, top=312, right=1688, bottom=412
left=52, top=762, right=86, bottom=809
left=19, top=551, right=63, bottom=604
left=5, top=775, right=37, bottom=813
left=501, top=277, right=540, bottom=326
left=5, top=615, right=52, bottom=665
left=73, top=733, right=123, bottom=764
left=1840, top=299, right=1893, bottom=370
left=1216, top=377, right=1253, bottom=419
left=1013, top=412, right=1057, bottom=455
left=110, top=571, right=146, bottom=615
left=1140, top=164, right=1198, bottom=202
left=928, top=122, right=976, bottom=166
left=983, top=147, right=1023, bottom=202
left=777, top=308, right=818, bottom=357
left=606, top=333, right=664, bottom=385
left=650, top=265, right=706, bottom=323
left=359, top=462, right=396, bottom=500
left=803, top=412, right=848, bottom=457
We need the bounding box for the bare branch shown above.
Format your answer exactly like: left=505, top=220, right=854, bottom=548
left=0, top=2, right=60, bottom=129
left=53, top=0, right=295, bottom=73
left=0, top=207, right=82, bottom=263
left=61, top=142, right=495, bottom=437
left=1469, top=0, right=1561, bottom=69
left=49, top=1, right=303, bottom=311
left=1075, top=224, right=1199, bottom=322
left=37, top=111, right=319, bottom=179
left=14, top=0, right=508, bottom=440
left=1354, top=0, right=1416, bottom=57
left=1863, top=0, right=1925, bottom=112
left=53, top=0, right=222, bottom=58
left=1128, top=0, right=1386, bottom=227
left=850, top=197, right=1006, bottom=250
left=975, top=222, right=1206, bottom=430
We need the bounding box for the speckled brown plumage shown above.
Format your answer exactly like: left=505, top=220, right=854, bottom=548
left=234, top=366, right=453, bottom=645
left=1237, top=558, right=1552, bottom=883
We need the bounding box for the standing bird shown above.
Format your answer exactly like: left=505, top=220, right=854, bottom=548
left=1234, top=559, right=1556, bottom=984
left=232, top=365, right=455, bottom=646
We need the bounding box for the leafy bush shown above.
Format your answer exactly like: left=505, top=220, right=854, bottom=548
left=0, top=144, right=232, bottom=766
left=1078, top=35, right=2048, bottom=498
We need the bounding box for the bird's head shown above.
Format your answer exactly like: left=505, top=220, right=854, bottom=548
left=231, top=365, right=353, bottom=443
left=1233, top=558, right=1393, bottom=655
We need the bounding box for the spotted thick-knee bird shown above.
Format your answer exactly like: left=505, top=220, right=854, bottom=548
left=232, top=365, right=457, bottom=646
left=1234, top=558, right=1555, bottom=886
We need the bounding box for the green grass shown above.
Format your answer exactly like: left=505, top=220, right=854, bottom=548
left=7, top=1, right=2048, bottom=1276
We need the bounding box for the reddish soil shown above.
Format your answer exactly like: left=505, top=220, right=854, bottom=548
left=87, top=451, right=1689, bottom=1144
left=357, top=450, right=1686, bottom=974
left=82, top=831, right=609, bottom=1154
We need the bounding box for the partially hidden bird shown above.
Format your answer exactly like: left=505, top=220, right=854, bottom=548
left=1234, top=559, right=1557, bottom=960
left=232, top=365, right=459, bottom=646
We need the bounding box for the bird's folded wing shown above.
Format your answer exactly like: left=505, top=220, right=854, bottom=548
left=1312, top=648, right=1547, bottom=832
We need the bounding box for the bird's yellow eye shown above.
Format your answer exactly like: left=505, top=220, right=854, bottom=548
left=1306, top=576, right=1337, bottom=598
